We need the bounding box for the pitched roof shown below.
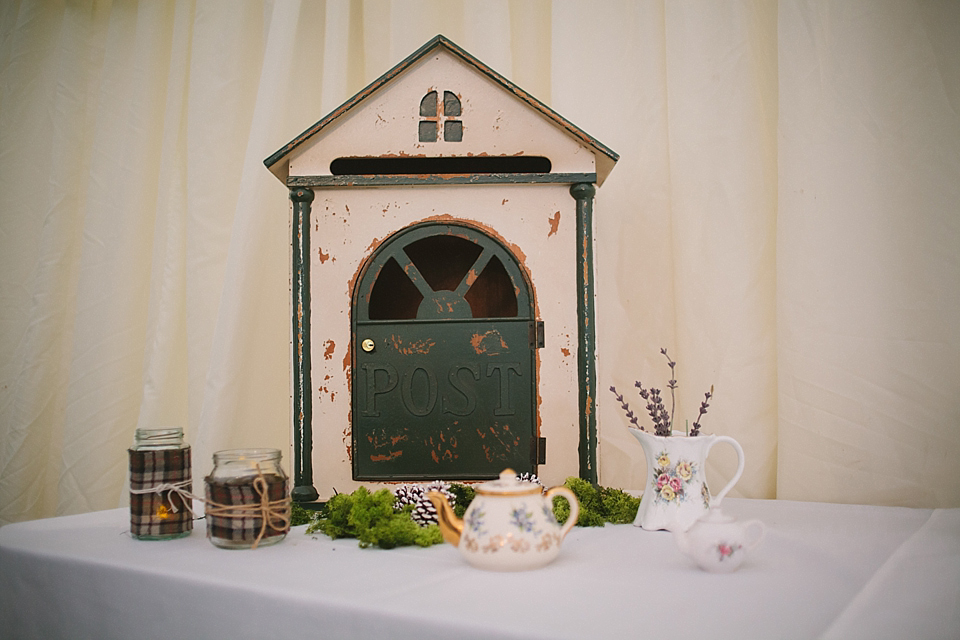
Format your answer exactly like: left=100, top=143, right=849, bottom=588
left=264, top=35, right=618, bottom=185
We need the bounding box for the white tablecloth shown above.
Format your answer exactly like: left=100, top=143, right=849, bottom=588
left=1, top=498, right=958, bottom=639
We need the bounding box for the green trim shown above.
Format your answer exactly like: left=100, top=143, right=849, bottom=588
left=571, top=182, right=598, bottom=484
left=264, top=35, right=618, bottom=172
left=290, top=187, right=319, bottom=503
left=287, top=173, right=598, bottom=188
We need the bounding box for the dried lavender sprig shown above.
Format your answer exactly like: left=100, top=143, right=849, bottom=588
left=636, top=381, right=671, bottom=436
left=690, top=386, right=713, bottom=437
left=609, top=386, right=642, bottom=430
left=661, top=348, right=677, bottom=431
left=649, top=387, right=671, bottom=436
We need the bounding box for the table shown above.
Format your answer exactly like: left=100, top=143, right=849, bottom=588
left=2, top=498, right=958, bottom=639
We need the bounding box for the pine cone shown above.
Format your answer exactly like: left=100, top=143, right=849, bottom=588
left=393, top=484, right=422, bottom=511
left=411, top=499, right=438, bottom=527
left=516, top=472, right=544, bottom=492
left=410, top=481, right=455, bottom=527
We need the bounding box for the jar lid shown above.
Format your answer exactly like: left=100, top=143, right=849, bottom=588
left=212, top=448, right=282, bottom=463
left=135, top=426, right=183, bottom=438
left=474, top=469, right=543, bottom=496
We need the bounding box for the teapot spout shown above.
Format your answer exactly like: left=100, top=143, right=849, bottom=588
left=674, top=529, right=692, bottom=557
left=427, top=491, right=463, bottom=547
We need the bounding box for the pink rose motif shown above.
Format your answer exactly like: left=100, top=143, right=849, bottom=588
left=657, top=473, right=670, bottom=489
left=717, top=543, right=739, bottom=561
left=669, top=476, right=683, bottom=492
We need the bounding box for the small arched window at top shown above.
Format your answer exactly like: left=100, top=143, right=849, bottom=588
left=419, top=90, right=462, bottom=142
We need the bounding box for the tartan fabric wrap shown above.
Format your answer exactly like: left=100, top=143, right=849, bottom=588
left=128, top=447, right=193, bottom=537
left=205, top=474, right=290, bottom=544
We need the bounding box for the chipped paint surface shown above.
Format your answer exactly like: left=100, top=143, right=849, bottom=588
left=476, top=423, right=521, bottom=463
left=470, top=330, right=507, bottom=356
left=371, top=451, right=403, bottom=462
left=323, top=340, right=336, bottom=360
left=390, top=334, right=436, bottom=355
left=548, top=211, right=561, bottom=237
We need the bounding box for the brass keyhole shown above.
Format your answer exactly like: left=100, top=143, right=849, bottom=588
left=361, top=339, right=375, bottom=353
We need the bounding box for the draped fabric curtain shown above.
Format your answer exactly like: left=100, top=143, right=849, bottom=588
left=1, top=0, right=957, bottom=525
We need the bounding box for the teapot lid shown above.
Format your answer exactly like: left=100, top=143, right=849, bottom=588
left=475, top=469, right=543, bottom=496
left=700, top=506, right=735, bottom=524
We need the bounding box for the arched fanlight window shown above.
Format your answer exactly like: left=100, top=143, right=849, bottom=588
left=419, top=90, right=462, bottom=142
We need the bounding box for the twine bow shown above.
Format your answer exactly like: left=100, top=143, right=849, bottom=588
left=129, top=480, right=197, bottom=516
left=202, top=465, right=291, bottom=550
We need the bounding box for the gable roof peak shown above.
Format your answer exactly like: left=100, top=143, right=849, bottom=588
left=265, top=34, right=618, bottom=185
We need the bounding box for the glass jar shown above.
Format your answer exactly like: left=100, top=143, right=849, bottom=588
left=204, top=448, right=290, bottom=549
left=128, top=427, right=193, bottom=540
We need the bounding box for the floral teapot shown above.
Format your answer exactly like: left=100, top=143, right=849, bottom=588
left=428, top=469, right=579, bottom=571
left=674, top=506, right=764, bottom=573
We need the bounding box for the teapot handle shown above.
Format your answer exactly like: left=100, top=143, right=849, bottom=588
left=706, top=436, right=745, bottom=507
left=545, top=486, right=580, bottom=540
left=742, top=519, right=765, bottom=551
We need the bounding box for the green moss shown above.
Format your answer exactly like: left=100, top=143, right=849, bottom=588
left=553, top=477, right=641, bottom=527
left=305, top=487, right=443, bottom=549
left=448, top=483, right=476, bottom=518
left=289, top=502, right=313, bottom=527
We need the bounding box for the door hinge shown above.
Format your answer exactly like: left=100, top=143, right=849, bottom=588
left=529, top=320, right=545, bottom=349
left=532, top=436, right=546, bottom=466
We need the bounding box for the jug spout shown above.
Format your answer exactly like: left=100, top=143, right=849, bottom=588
left=427, top=491, right=463, bottom=546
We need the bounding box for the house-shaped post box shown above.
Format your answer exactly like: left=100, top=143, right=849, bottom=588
left=264, top=35, right=617, bottom=502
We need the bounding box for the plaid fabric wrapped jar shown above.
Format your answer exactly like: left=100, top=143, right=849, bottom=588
left=204, top=449, right=290, bottom=549
left=129, top=427, right=193, bottom=540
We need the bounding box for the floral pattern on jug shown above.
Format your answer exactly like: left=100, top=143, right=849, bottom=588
left=652, top=452, right=698, bottom=504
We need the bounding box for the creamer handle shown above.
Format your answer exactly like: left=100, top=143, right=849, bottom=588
left=545, top=486, right=580, bottom=539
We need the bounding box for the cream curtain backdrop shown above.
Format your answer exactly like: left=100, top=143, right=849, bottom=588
left=0, top=0, right=957, bottom=525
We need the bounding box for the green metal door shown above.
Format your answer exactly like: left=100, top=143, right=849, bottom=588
left=352, top=221, right=539, bottom=480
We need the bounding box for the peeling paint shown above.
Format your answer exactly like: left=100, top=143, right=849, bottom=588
left=371, top=451, right=403, bottom=462
left=391, top=335, right=436, bottom=355
left=561, top=347, right=571, bottom=357
left=547, top=211, right=561, bottom=237
left=319, top=247, right=331, bottom=263
left=470, top=330, right=507, bottom=356
left=323, top=340, right=336, bottom=360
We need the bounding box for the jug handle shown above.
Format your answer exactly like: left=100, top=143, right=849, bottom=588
left=545, top=486, right=580, bottom=540
left=706, top=436, right=745, bottom=507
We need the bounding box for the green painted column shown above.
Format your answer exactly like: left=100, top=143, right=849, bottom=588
left=571, top=182, right=598, bottom=483
left=290, top=187, right=319, bottom=502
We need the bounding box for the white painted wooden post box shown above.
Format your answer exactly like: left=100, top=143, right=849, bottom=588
left=264, top=36, right=617, bottom=501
